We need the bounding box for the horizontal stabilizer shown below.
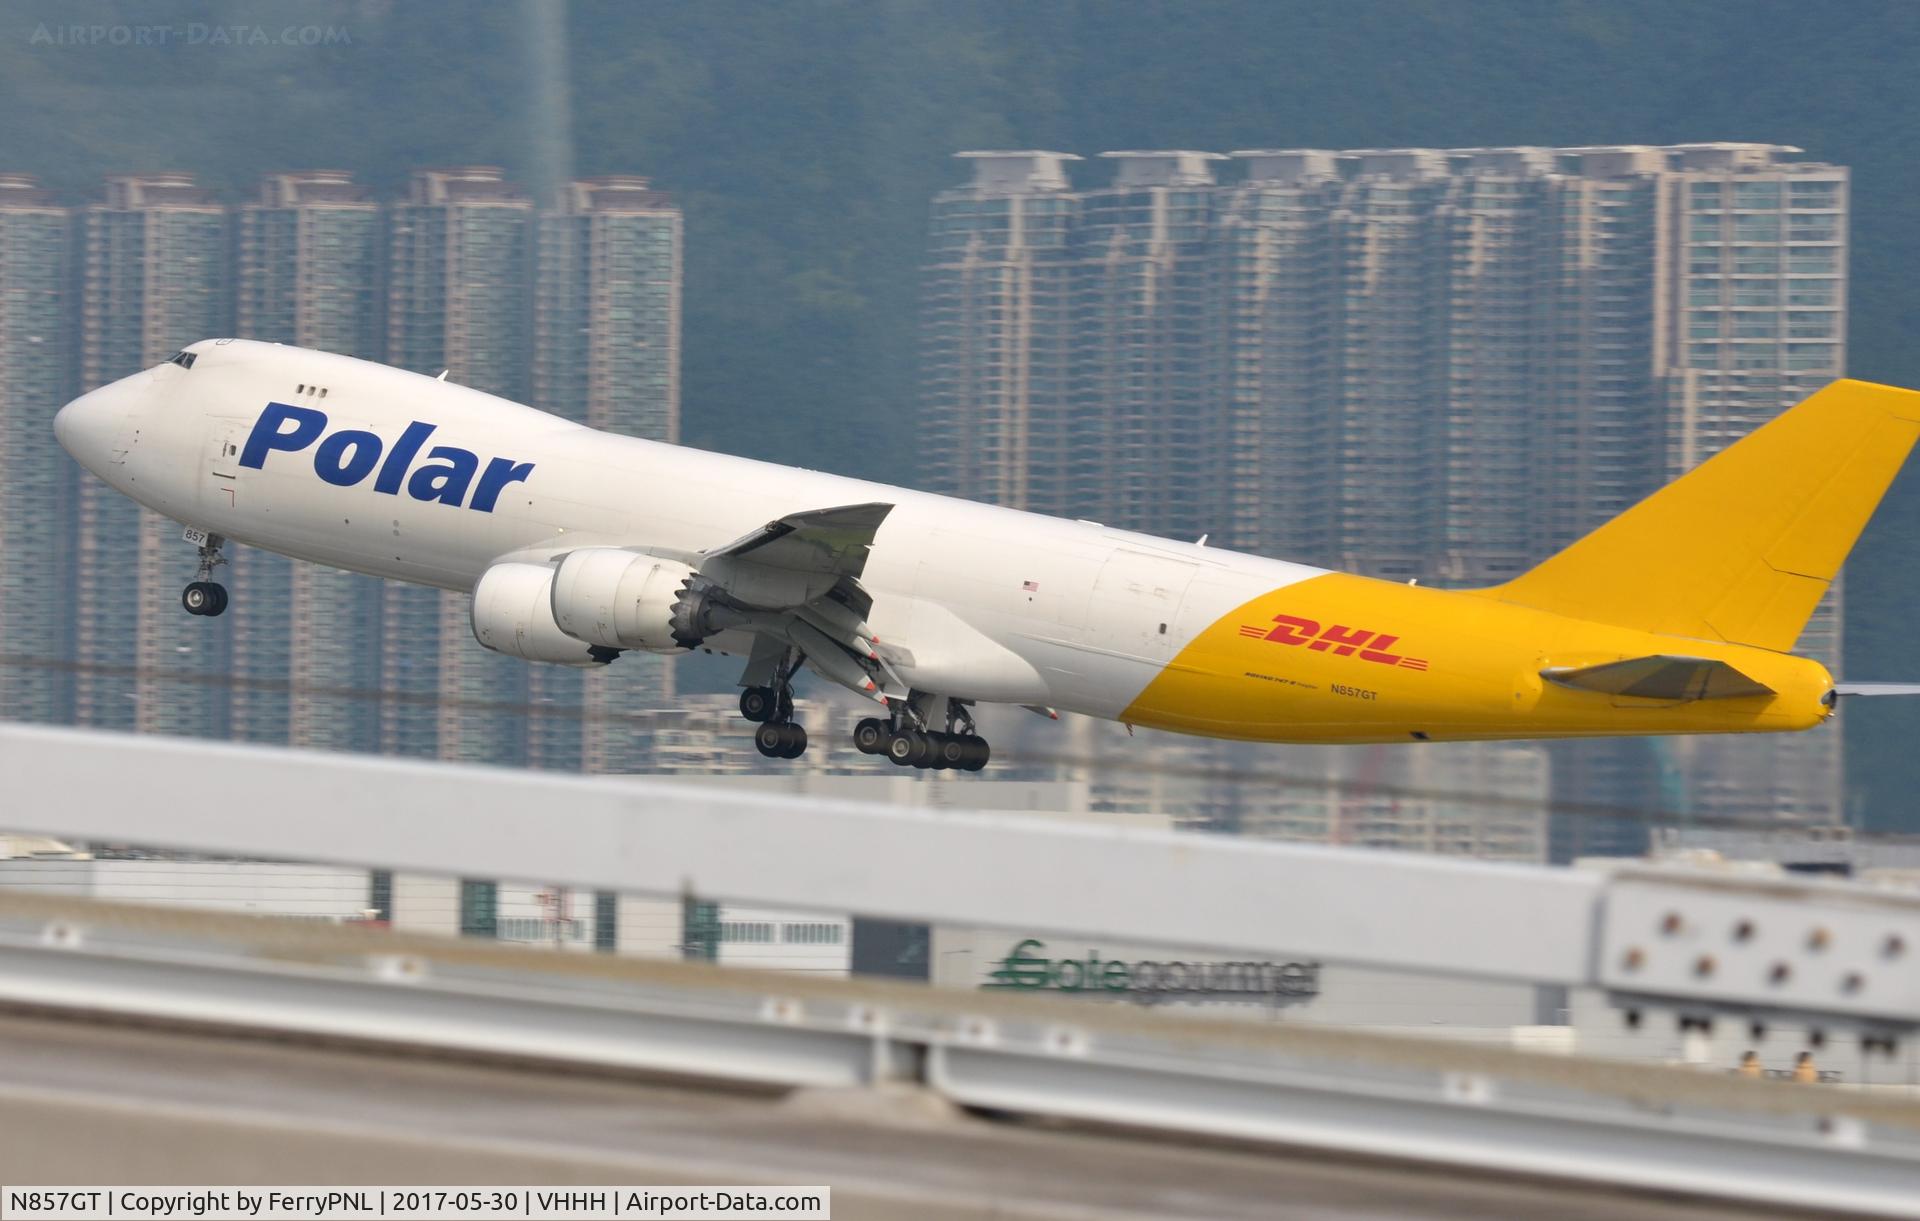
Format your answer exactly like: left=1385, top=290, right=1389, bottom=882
left=1831, top=682, right=1920, bottom=698
left=1543, top=655, right=1775, bottom=702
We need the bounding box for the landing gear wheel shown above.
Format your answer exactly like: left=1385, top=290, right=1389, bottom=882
left=779, top=722, right=808, bottom=759
left=754, top=720, right=808, bottom=759
left=182, top=581, right=227, bottom=617
left=935, top=734, right=968, bottom=770
left=853, top=718, right=888, bottom=754
left=885, top=731, right=920, bottom=767
left=959, top=736, right=991, bottom=771
left=740, top=686, right=777, bottom=723
left=183, top=531, right=229, bottom=616
left=910, top=732, right=939, bottom=769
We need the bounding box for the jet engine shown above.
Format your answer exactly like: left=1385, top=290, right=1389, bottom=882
left=471, top=562, right=620, bottom=666
left=549, top=548, right=713, bottom=653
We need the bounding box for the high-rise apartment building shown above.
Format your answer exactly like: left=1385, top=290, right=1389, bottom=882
left=1433, top=148, right=1558, bottom=586
left=922, top=152, right=1081, bottom=517
left=236, top=171, right=383, bottom=360
left=233, top=170, right=385, bottom=750
left=925, top=150, right=1226, bottom=541
left=1323, top=151, right=1455, bottom=581
left=75, top=173, right=228, bottom=739
left=1651, top=144, right=1849, bottom=833
left=384, top=167, right=533, bottom=765
left=1210, top=152, right=1345, bottom=566
left=532, top=176, right=683, bottom=773
left=1531, top=150, right=1663, bottom=556
left=0, top=175, right=73, bottom=726
left=1068, top=152, right=1225, bottom=541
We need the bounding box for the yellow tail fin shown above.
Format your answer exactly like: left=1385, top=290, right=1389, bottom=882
left=1479, top=379, right=1920, bottom=652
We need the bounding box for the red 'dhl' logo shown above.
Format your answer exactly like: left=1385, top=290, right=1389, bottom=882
left=1238, top=615, right=1429, bottom=671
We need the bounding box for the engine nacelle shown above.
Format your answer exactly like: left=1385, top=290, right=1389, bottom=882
left=471, top=562, right=616, bottom=667
left=550, top=548, right=698, bottom=654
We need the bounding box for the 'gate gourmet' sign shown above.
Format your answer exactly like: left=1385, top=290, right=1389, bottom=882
left=983, top=938, right=1320, bottom=1006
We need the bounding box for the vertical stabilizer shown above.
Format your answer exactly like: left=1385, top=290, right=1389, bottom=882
left=1478, top=379, right=1920, bottom=651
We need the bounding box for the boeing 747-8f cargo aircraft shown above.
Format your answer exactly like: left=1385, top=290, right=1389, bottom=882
left=53, top=339, right=1920, bottom=769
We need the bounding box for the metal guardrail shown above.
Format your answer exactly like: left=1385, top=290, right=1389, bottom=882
left=0, top=894, right=1916, bottom=1216
left=3, top=724, right=1918, bottom=1031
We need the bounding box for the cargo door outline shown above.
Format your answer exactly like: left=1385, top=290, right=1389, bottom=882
left=206, top=418, right=248, bottom=508
left=1087, top=550, right=1198, bottom=662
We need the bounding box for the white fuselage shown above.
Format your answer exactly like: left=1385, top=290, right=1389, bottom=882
left=55, top=340, right=1324, bottom=721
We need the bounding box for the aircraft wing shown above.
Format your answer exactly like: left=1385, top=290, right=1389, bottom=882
left=488, top=502, right=901, bottom=702
left=674, top=502, right=900, bottom=700
left=1542, top=655, right=1775, bottom=701
left=704, top=501, right=894, bottom=579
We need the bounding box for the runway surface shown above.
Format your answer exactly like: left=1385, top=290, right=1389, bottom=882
left=0, top=1011, right=1817, bottom=1220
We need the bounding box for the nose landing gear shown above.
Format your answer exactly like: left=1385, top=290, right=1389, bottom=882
left=180, top=528, right=228, bottom=617
left=181, top=581, right=227, bottom=617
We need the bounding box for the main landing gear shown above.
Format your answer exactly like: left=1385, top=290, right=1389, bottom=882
left=181, top=530, right=228, bottom=617
left=741, top=650, right=807, bottom=759
left=854, top=696, right=990, bottom=772
left=733, top=647, right=991, bottom=772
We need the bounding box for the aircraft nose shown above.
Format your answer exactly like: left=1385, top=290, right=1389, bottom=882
left=54, top=379, right=136, bottom=471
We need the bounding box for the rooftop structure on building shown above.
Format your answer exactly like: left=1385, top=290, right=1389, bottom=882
left=253, top=168, right=370, bottom=207
left=403, top=164, right=527, bottom=204
left=1345, top=147, right=1452, bottom=178
left=951, top=150, right=1082, bottom=193
left=555, top=174, right=673, bottom=209
left=1230, top=149, right=1343, bottom=182
left=1096, top=150, right=1228, bottom=186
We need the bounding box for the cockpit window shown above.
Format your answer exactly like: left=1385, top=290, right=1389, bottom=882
left=166, top=350, right=196, bottom=369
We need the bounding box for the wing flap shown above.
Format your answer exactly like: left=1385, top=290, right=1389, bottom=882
left=705, top=502, right=894, bottom=579
left=1542, top=655, right=1775, bottom=702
